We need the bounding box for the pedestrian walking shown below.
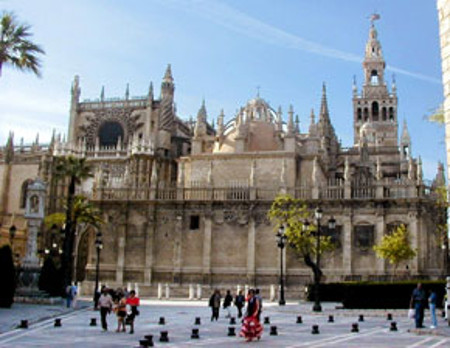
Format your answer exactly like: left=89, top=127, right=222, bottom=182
left=255, top=288, right=262, bottom=321
left=235, top=290, right=245, bottom=318
left=209, top=289, right=221, bottom=321
left=98, top=288, right=114, bottom=331
left=223, top=290, right=233, bottom=318
left=71, top=283, right=78, bottom=309
left=428, top=290, right=438, bottom=329
left=126, top=290, right=140, bottom=334
left=240, top=289, right=263, bottom=342
left=65, top=284, right=73, bottom=308
left=115, top=297, right=127, bottom=332
left=410, top=283, right=426, bottom=328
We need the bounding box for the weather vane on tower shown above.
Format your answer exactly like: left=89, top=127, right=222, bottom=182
left=370, top=12, right=381, bottom=25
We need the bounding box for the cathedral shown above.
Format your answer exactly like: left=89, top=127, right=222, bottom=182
left=0, top=23, right=447, bottom=298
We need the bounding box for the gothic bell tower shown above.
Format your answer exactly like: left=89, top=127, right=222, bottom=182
left=353, top=22, right=398, bottom=147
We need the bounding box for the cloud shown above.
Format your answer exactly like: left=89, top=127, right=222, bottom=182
left=163, top=0, right=440, bottom=85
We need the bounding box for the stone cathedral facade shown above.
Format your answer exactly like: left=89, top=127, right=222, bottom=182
left=0, top=23, right=447, bottom=297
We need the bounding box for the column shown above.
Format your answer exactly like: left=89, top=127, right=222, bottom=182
left=375, top=214, right=386, bottom=275
left=246, top=217, right=256, bottom=285
left=409, top=212, right=420, bottom=273
left=173, top=214, right=183, bottom=283
left=144, top=208, right=155, bottom=284
left=202, top=214, right=212, bottom=284
left=115, top=225, right=126, bottom=284
left=342, top=214, right=353, bottom=275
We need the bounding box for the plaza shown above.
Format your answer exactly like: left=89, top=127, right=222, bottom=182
left=0, top=299, right=449, bottom=347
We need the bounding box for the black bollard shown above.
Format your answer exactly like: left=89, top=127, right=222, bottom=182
left=54, top=318, right=62, bottom=327
left=351, top=323, right=359, bottom=333
left=139, top=339, right=150, bottom=348
left=159, top=317, right=166, bottom=325
left=328, top=315, right=334, bottom=323
left=19, top=320, right=28, bottom=329
left=227, top=326, right=236, bottom=336
left=264, top=316, right=270, bottom=325
left=358, top=314, right=364, bottom=322
left=191, top=328, right=200, bottom=339
left=390, top=321, right=398, bottom=331
left=269, top=326, right=278, bottom=336
left=159, top=331, right=169, bottom=342
left=311, top=324, right=319, bottom=334
left=194, top=317, right=201, bottom=325
left=387, top=313, right=393, bottom=321
left=144, top=335, right=154, bottom=347
left=229, top=317, right=236, bottom=325
left=296, top=315, right=303, bottom=324
left=89, top=318, right=97, bottom=326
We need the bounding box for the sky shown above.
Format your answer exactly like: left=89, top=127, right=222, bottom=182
left=0, top=0, right=445, bottom=180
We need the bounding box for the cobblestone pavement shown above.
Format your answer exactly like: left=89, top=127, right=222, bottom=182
left=0, top=299, right=449, bottom=347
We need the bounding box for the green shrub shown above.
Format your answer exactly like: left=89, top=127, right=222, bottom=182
left=307, top=280, right=446, bottom=309
left=39, top=257, right=63, bottom=296
left=0, top=245, right=16, bottom=308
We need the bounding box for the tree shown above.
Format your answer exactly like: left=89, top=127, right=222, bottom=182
left=373, top=224, right=417, bottom=277
left=268, top=194, right=335, bottom=289
left=0, top=11, right=45, bottom=77
left=53, top=156, right=93, bottom=290
left=39, top=257, right=63, bottom=297
left=0, top=245, right=16, bottom=307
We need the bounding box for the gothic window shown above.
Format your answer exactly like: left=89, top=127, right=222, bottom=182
left=372, top=101, right=379, bottom=121
left=382, top=107, right=387, bottom=121
left=20, top=179, right=32, bottom=209
left=354, top=225, right=374, bottom=251
left=389, top=107, right=395, bottom=121
left=98, top=121, right=124, bottom=147
left=370, top=70, right=379, bottom=85
left=357, top=108, right=362, bottom=121
left=363, top=108, right=369, bottom=121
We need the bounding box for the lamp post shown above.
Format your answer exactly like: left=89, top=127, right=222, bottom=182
left=276, top=225, right=287, bottom=306
left=312, top=207, right=336, bottom=312
left=93, top=231, right=103, bottom=310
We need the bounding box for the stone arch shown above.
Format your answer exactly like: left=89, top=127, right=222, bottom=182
left=371, top=101, right=379, bottom=121
left=20, top=179, right=33, bottom=209
left=98, top=121, right=124, bottom=147
left=74, top=225, right=95, bottom=283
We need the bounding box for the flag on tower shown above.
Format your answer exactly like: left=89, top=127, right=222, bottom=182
left=370, top=13, right=381, bottom=22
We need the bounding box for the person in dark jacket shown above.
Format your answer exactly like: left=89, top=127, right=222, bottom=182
left=209, top=289, right=221, bottom=321
left=235, top=290, right=245, bottom=318
left=223, top=290, right=233, bottom=318
left=410, top=283, right=426, bottom=328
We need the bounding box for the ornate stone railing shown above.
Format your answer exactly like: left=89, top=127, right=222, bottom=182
left=90, top=182, right=433, bottom=202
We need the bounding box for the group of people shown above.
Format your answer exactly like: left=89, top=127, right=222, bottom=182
left=97, top=286, right=140, bottom=334
left=410, top=283, right=439, bottom=329
left=209, top=288, right=263, bottom=342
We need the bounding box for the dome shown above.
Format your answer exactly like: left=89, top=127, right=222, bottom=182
left=242, top=96, right=278, bottom=123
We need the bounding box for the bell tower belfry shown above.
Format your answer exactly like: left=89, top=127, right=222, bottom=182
left=353, top=20, right=398, bottom=147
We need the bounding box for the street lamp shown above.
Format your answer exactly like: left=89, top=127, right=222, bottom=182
left=276, top=225, right=287, bottom=306
left=93, top=231, right=103, bottom=309
left=312, top=207, right=336, bottom=312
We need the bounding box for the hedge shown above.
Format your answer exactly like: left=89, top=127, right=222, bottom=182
left=307, top=281, right=446, bottom=309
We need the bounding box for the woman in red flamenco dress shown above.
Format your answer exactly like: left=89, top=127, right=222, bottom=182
left=240, top=289, right=263, bottom=342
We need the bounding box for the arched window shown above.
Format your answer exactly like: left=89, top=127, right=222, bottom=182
left=20, top=179, right=33, bottom=209
left=370, top=70, right=379, bottom=85
left=382, top=107, right=387, bottom=121
left=357, top=108, right=362, bottom=121
left=389, top=107, right=395, bottom=121
left=98, top=121, right=124, bottom=147
left=372, top=101, right=379, bottom=121
left=363, top=108, right=369, bottom=121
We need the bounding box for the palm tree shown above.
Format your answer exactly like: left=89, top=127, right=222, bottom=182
left=53, top=156, right=93, bottom=290
left=0, top=11, right=45, bottom=77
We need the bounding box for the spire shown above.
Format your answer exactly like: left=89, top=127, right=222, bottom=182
left=295, top=114, right=300, bottom=133
left=4, top=131, right=14, bottom=163
left=217, top=109, right=225, bottom=134
left=392, top=74, right=397, bottom=94
left=276, top=106, right=283, bottom=132
left=287, top=105, right=295, bottom=136
left=434, top=162, right=446, bottom=187
left=319, top=83, right=329, bottom=118
left=352, top=75, right=357, bottom=96
left=363, top=21, right=386, bottom=86
left=309, top=108, right=316, bottom=135
left=194, top=100, right=207, bottom=138
left=71, top=75, right=80, bottom=103
left=163, top=64, right=173, bottom=83
left=125, top=83, right=130, bottom=100
left=148, top=81, right=154, bottom=100
left=401, top=119, right=411, bottom=144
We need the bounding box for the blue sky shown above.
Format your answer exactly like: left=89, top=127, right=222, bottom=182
left=0, top=0, right=445, bottom=180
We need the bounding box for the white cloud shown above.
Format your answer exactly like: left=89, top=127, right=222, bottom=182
left=163, top=0, right=440, bottom=85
